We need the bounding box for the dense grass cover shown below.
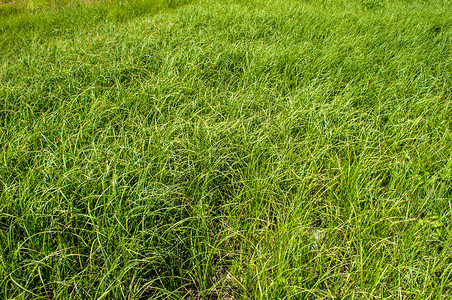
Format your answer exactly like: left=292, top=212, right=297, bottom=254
left=1, top=0, right=452, bottom=298
left=0, top=0, right=187, bottom=51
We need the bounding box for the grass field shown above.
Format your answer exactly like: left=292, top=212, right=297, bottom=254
left=1, top=0, right=452, bottom=298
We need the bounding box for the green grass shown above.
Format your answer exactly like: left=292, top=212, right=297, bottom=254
left=0, top=0, right=187, bottom=51
left=1, top=0, right=452, bottom=298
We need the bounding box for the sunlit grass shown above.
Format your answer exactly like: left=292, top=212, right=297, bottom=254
left=0, top=0, right=187, bottom=51
left=1, top=0, right=451, bottom=298
left=1, top=0, right=156, bottom=12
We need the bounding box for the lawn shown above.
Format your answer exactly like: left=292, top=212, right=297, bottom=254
left=0, top=0, right=451, bottom=298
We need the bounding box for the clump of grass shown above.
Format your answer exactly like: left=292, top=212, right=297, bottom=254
left=1, top=0, right=451, bottom=298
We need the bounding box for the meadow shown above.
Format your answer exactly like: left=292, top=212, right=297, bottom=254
left=0, top=0, right=451, bottom=298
